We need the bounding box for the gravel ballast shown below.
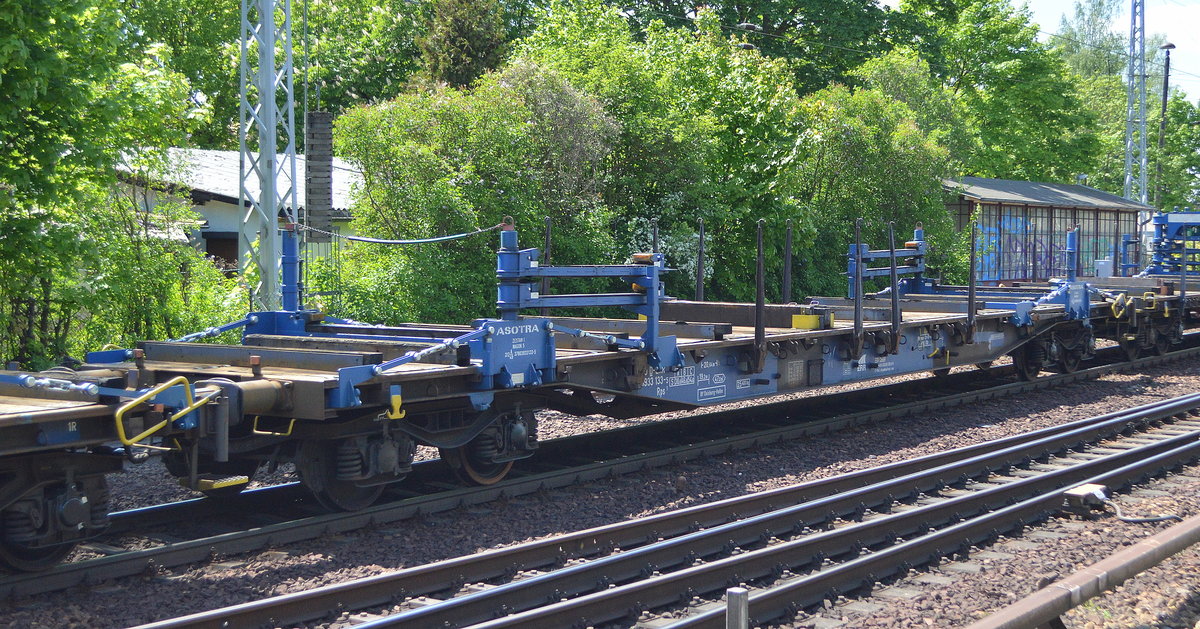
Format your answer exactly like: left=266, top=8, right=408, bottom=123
left=5, top=360, right=1200, bottom=628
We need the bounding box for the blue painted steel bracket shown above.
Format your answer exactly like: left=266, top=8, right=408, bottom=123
left=332, top=363, right=375, bottom=408
left=83, top=348, right=132, bottom=364
left=848, top=226, right=927, bottom=298
left=493, top=226, right=684, bottom=371
left=1140, top=210, right=1200, bottom=276
left=471, top=318, right=556, bottom=389
left=243, top=310, right=311, bottom=337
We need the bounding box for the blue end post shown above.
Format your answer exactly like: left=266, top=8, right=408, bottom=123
left=1120, top=233, right=1132, bottom=277
left=1065, top=228, right=1078, bottom=282
left=496, top=226, right=523, bottom=321
left=281, top=224, right=300, bottom=311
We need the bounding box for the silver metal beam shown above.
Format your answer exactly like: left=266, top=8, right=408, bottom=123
left=1123, top=0, right=1147, bottom=205
left=239, top=0, right=298, bottom=311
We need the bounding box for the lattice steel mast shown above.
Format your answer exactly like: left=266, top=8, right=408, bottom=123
left=239, top=0, right=300, bottom=311
left=1123, top=0, right=1148, bottom=204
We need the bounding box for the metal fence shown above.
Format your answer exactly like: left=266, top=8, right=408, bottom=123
left=950, top=200, right=1139, bottom=282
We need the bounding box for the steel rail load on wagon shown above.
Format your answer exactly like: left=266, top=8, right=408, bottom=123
left=0, top=217, right=1192, bottom=571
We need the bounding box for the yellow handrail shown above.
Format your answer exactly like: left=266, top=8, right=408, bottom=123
left=114, top=376, right=217, bottom=449
left=1110, top=293, right=1128, bottom=319
left=251, top=415, right=295, bottom=436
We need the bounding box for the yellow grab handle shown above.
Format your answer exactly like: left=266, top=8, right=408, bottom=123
left=115, top=376, right=190, bottom=449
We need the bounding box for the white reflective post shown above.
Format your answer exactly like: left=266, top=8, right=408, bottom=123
left=726, top=587, right=749, bottom=629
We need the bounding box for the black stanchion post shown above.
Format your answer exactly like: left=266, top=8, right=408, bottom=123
left=888, top=222, right=900, bottom=353
left=540, top=217, right=552, bottom=316
left=755, top=219, right=766, bottom=372
left=696, top=218, right=705, bottom=301
left=783, top=219, right=793, bottom=303
left=853, top=218, right=864, bottom=357
left=968, top=222, right=977, bottom=343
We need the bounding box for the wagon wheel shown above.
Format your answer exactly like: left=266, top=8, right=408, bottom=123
left=0, top=539, right=74, bottom=573
left=440, top=433, right=513, bottom=486
left=1119, top=328, right=1145, bottom=361
left=297, top=440, right=384, bottom=512
left=1055, top=348, right=1082, bottom=373
left=1011, top=343, right=1046, bottom=381
left=930, top=367, right=951, bottom=378
left=1153, top=329, right=1171, bottom=356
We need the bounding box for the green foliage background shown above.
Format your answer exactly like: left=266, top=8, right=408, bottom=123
left=4, top=0, right=1200, bottom=364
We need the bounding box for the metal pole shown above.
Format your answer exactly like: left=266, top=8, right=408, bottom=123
left=726, top=587, right=749, bottom=629
left=853, top=218, right=864, bottom=357
left=695, top=218, right=705, bottom=301
left=1155, top=43, right=1175, bottom=208
left=1066, top=227, right=1079, bottom=282
left=888, top=222, right=900, bottom=353
left=1179, top=230, right=1187, bottom=310
left=783, top=219, right=793, bottom=303
left=968, top=222, right=977, bottom=342
left=540, top=217, right=552, bottom=317
left=754, top=219, right=766, bottom=373
left=651, top=218, right=659, bottom=253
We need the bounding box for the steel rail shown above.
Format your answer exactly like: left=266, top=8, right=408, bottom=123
left=7, top=339, right=1199, bottom=600
left=135, top=395, right=1200, bottom=629
left=663, top=436, right=1200, bottom=628
left=346, top=398, right=1200, bottom=628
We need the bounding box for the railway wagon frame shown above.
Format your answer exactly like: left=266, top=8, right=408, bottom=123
left=0, top=219, right=1191, bottom=570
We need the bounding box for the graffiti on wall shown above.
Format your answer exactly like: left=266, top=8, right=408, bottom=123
left=975, top=212, right=1117, bottom=282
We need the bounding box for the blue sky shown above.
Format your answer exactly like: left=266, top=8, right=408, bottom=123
left=1022, top=0, right=1200, bottom=99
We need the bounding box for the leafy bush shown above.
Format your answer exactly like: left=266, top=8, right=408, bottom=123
left=329, top=61, right=618, bottom=324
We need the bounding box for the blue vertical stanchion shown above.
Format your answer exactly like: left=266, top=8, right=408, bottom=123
left=1065, top=228, right=1079, bottom=282
left=281, top=224, right=300, bottom=311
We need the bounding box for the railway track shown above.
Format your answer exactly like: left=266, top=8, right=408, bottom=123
left=2, top=338, right=1197, bottom=600
left=138, top=392, right=1200, bottom=629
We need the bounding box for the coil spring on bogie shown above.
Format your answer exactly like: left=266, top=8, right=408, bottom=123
left=1026, top=342, right=1047, bottom=366
left=471, top=432, right=501, bottom=463
left=1, top=510, right=37, bottom=542
left=336, top=442, right=364, bottom=480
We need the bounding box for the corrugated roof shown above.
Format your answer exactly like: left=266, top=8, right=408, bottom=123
left=942, top=176, right=1154, bottom=211
left=121, top=148, right=361, bottom=212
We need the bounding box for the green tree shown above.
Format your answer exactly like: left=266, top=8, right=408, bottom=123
left=418, top=0, right=507, bottom=88
left=121, top=0, right=240, bottom=149
left=302, top=0, right=428, bottom=115
left=330, top=62, right=616, bottom=323
left=125, top=0, right=429, bottom=148
left=1051, top=0, right=1125, bottom=77
left=852, top=48, right=973, bottom=171
left=1155, top=95, right=1200, bottom=209
left=516, top=2, right=812, bottom=300
left=787, top=84, right=956, bottom=294
left=618, top=0, right=904, bottom=95
left=0, top=9, right=242, bottom=366
left=0, top=1, right=120, bottom=206
left=904, top=0, right=1101, bottom=181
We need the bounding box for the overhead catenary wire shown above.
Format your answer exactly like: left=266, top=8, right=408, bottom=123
left=295, top=221, right=507, bottom=245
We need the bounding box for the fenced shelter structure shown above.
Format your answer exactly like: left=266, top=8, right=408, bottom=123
left=944, top=177, right=1153, bottom=282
